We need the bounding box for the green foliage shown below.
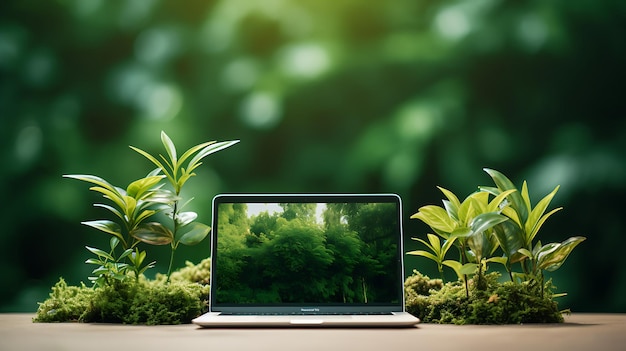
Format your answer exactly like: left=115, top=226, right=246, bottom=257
left=480, top=169, right=586, bottom=289
left=408, top=168, right=585, bottom=322
left=405, top=272, right=564, bottom=324
left=130, top=131, right=239, bottom=281
left=409, top=184, right=513, bottom=296
left=63, top=171, right=166, bottom=286
left=37, top=131, right=235, bottom=324
left=64, top=131, right=238, bottom=285
left=34, top=275, right=208, bottom=325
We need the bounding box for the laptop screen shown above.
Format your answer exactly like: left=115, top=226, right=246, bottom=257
left=210, top=194, right=405, bottom=314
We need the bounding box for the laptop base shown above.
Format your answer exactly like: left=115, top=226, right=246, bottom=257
left=192, top=312, right=419, bottom=328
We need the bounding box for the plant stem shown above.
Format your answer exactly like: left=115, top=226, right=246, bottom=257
left=541, top=271, right=543, bottom=299
left=166, top=199, right=180, bottom=283
left=166, top=247, right=176, bottom=283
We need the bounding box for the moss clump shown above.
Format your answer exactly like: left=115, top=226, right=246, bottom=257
left=155, top=257, right=211, bottom=285
left=32, top=278, right=95, bottom=322
left=405, top=271, right=565, bottom=324
left=34, top=258, right=210, bottom=325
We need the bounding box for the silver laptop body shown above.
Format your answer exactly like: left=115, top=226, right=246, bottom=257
left=192, top=193, right=419, bottom=327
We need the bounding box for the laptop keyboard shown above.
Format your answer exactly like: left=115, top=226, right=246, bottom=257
left=221, top=312, right=394, bottom=316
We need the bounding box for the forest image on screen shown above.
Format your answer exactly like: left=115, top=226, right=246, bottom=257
left=215, top=202, right=400, bottom=305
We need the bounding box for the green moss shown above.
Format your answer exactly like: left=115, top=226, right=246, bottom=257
left=34, top=259, right=211, bottom=325
left=156, top=258, right=211, bottom=285
left=405, top=271, right=565, bottom=324
left=32, top=278, right=94, bottom=322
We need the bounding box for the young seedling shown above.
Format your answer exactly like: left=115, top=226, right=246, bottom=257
left=130, top=131, right=239, bottom=282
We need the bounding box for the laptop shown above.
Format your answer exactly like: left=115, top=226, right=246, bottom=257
left=192, top=193, right=420, bottom=327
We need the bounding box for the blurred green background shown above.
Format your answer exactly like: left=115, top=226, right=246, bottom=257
left=1, top=0, right=625, bottom=313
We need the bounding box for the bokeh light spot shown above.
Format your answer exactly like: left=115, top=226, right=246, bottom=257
left=138, top=83, right=183, bottom=121
left=395, top=102, right=441, bottom=142
left=517, top=13, right=548, bottom=51
left=239, top=91, right=282, bottom=130
left=135, top=26, right=181, bottom=66
left=435, top=6, right=471, bottom=40
left=15, top=123, right=43, bottom=165
left=222, top=58, right=260, bottom=92
left=278, top=43, right=331, bottom=79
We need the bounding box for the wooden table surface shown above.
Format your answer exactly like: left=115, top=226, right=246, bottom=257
left=2, top=313, right=625, bottom=351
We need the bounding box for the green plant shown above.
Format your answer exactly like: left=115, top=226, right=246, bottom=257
left=408, top=168, right=585, bottom=302
left=64, top=171, right=169, bottom=286
left=130, top=131, right=239, bottom=281
left=408, top=187, right=514, bottom=296
left=65, top=131, right=238, bottom=285
left=480, top=168, right=586, bottom=295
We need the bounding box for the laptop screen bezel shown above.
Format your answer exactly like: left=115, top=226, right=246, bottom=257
left=209, top=193, right=407, bottom=314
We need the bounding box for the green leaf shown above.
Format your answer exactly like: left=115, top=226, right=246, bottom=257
left=493, top=220, right=525, bottom=263
left=411, top=205, right=457, bottom=233
left=437, top=186, right=461, bottom=213
left=524, top=185, right=561, bottom=243
left=63, top=174, right=117, bottom=193
left=176, top=222, right=210, bottom=246
left=520, top=181, right=532, bottom=216
left=425, top=233, right=441, bottom=253
left=129, top=249, right=147, bottom=266
left=138, top=261, right=156, bottom=275
left=135, top=209, right=156, bottom=225
left=110, top=237, right=120, bottom=250
left=469, top=212, right=509, bottom=236
left=517, top=248, right=533, bottom=259
left=478, top=186, right=500, bottom=197
left=123, top=195, right=137, bottom=220
left=486, top=256, right=508, bottom=266
left=528, top=207, right=562, bottom=247
left=176, top=211, right=198, bottom=226
left=441, top=236, right=458, bottom=256
left=441, top=200, right=459, bottom=221
left=177, top=141, right=216, bottom=167
left=82, top=220, right=124, bottom=242
left=85, top=246, right=114, bottom=261
left=486, top=189, right=517, bottom=213
left=187, top=140, right=240, bottom=173
left=466, top=231, right=498, bottom=262
left=501, top=206, right=522, bottom=228
left=537, top=236, right=586, bottom=272
left=160, top=131, right=178, bottom=168
left=470, top=191, right=490, bottom=210
left=129, top=145, right=174, bottom=185
left=442, top=260, right=463, bottom=280
left=411, top=237, right=436, bottom=252
left=94, top=203, right=124, bottom=222
left=456, top=195, right=474, bottom=226
left=459, top=263, right=478, bottom=275
left=119, top=248, right=133, bottom=260
left=449, top=226, right=472, bottom=239
left=91, top=266, right=110, bottom=274
left=85, top=258, right=106, bottom=266
left=483, top=168, right=529, bottom=225
left=406, top=250, right=439, bottom=262
left=176, top=171, right=194, bottom=190
left=126, top=175, right=165, bottom=199
left=132, top=222, right=173, bottom=245
left=88, top=186, right=126, bottom=211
